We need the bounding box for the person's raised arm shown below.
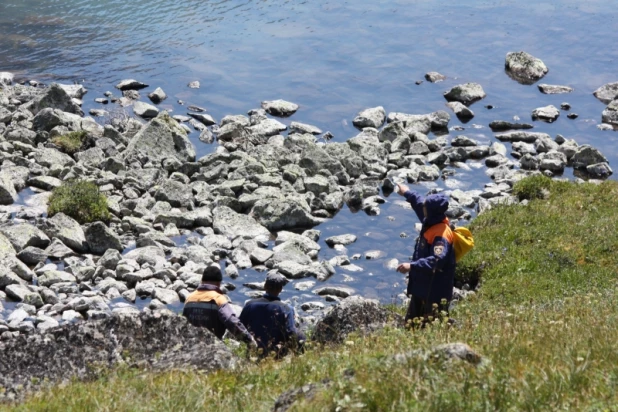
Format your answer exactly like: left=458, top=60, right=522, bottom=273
left=396, top=183, right=426, bottom=221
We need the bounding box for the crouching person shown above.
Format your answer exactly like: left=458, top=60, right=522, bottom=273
left=183, top=265, right=256, bottom=347
left=240, top=272, right=306, bottom=358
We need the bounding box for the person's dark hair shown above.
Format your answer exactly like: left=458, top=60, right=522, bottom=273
left=202, top=265, right=222, bottom=283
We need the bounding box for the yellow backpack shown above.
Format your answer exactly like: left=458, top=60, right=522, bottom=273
left=452, top=227, right=474, bottom=262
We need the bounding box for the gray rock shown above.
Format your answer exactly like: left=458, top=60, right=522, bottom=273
left=538, top=84, right=573, bottom=94
left=58, top=84, right=88, bottom=99
left=28, top=83, right=83, bottom=116
left=247, top=118, right=287, bottom=137
left=148, top=87, right=167, bottom=104
left=45, top=238, right=76, bottom=259
left=488, top=120, right=534, bottom=132
left=133, top=101, right=159, bottom=118
left=325, top=234, right=357, bottom=247
left=188, top=113, right=216, bottom=126
left=17, top=246, right=48, bottom=265
left=289, top=122, right=322, bottom=135
left=5, top=285, right=43, bottom=308
left=446, top=102, right=474, bottom=119
left=42, top=213, right=87, bottom=253
left=601, top=100, right=618, bottom=126
left=0, top=171, right=18, bottom=205
left=593, top=82, right=618, bottom=104
left=505, top=51, right=548, bottom=84
left=85, top=222, right=123, bottom=255
left=586, top=162, right=613, bottom=179
left=532, top=105, right=560, bottom=123
left=495, top=131, right=550, bottom=143
left=152, top=287, right=180, bottom=304
left=213, top=206, right=270, bottom=240
left=353, top=106, right=386, bottom=129
left=443, top=83, right=486, bottom=106
left=27, top=175, right=62, bottom=191
left=261, top=100, right=299, bottom=117
left=0, top=72, right=14, bottom=85
left=154, top=179, right=193, bottom=209
left=572, top=145, right=608, bottom=169
left=38, top=270, right=76, bottom=287
left=123, top=111, right=196, bottom=164
left=0, top=223, right=50, bottom=252
left=115, top=79, right=149, bottom=91
left=425, top=72, right=446, bottom=83
left=98, top=249, right=122, bottom=269
left=32, top=147, right=75, bottom=168
left=123, top=246, right=165, bottom=267
left=312, top=296, right=400, bottom=343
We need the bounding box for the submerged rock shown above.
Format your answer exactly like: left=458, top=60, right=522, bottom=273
left=115, top=79, right=149, bottom=91
left=425, top=72, right=446, bottom=83
left=537, top=84, right=573, bottom=94
left=505, top=51, right=548, bottom=84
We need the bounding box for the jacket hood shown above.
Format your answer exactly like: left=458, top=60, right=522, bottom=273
left=423, top=193, right=449, bottom=227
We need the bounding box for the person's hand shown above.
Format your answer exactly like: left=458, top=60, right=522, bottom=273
left=396, top=183, right=409, bottom=196
left=396, top=263, right=411, bottom=274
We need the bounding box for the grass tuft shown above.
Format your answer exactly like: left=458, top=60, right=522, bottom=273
left=47, top=180, right=110, bottom=224
left=50, top=131, right=87, bottom=155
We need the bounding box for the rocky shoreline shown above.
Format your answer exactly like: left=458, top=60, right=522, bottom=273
left=0, top=51, right=615, bottom=396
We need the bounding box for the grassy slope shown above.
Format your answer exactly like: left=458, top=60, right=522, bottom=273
left=5, top=177, right=618, bottom=411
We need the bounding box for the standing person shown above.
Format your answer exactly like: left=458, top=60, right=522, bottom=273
left=183, top=265, right=257, bottom=347
left=394, top=183, right=455, bottom=326
left=240, top=272, right=306, bottom=358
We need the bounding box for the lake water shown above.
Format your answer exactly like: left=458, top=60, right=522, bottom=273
left=1, top=0, right=617, bottom=315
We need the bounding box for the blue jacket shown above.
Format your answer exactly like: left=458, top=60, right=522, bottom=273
left=404, top=190, right=456, bottom=306
left=239, top=294, right=306, bottom=357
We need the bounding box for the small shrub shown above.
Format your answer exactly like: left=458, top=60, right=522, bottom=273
left=51, top=130, right=87, bottom=155
left=512, top=174, right=552, bottom=200
left=48, top=180, right=110, bottom=224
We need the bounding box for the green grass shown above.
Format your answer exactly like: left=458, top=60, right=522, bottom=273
left=50, top=130, right=87, bottom=155
left=7, top=178, right=618, bottom=411
left=48, top=180, right=110, bottom=224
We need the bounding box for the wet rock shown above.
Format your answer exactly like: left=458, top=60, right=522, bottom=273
left=314, top=286, right=355, bottom=298
left=0, top=311, right=237, bottom=398
left=41, top=213, right=87, bottom=253
left=495, top=131, right=550, bottom=143
left=213, top=206, right=270, bottom=240
left=123, top=111, right=196, bottom=164
left=261, top=100, right=298, bottom=117
left=289, top=121, right=322, bottom=135
left=505, top=51, right=548, bottom=84
left=586, top=162, right=613, bottom=179
left=115, top=79, right=149, bottom=91
left=571, top=145, right=608, bottom=170
left=443, top=83, right=486, bottom=106
left=85, top=222, right=123, bottom=255
left=0, top=223, right=50, bottom=253
left=353, top=106, right=386, bottom=129
left=601, top=99, right=618, bottom=126
left=325, top=234, right=357, bottom=247
left=532, top=105, right=560, bottom=123
left=488, top=120, right=533, bottom=132
left=537, top=84, right=573, bottom=94
left=446, top=101, right=474, bottom=120
left=425, top=72, right=446, bottom=83
left=133, top=101, right=159, bottom=118
left=188, top=113, right=216, bottom=126
left=312, top=296, right=400, bottom=343
left=593, top=81, right=618, bottom=104
left=148, top=87, right=167, bottom=104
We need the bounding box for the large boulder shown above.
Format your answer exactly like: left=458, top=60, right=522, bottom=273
left=27, top=83, right=83, bottom=116
left=41, top=213, right=88, bottom=253
left=571, top=145, right=608, bottom=170
left=0, top=311, right=238, bottom=399
left=123, top=111, right=196, bottom=164
left=85, top=222, right=123, bottom=255
left=32, top=108, right=83, bottom=132
left=251, top=198, right=324, bottom=231
left=213, top=206, right=270, bottom=240
left=0, top=223, right=50, bottom=253
left=312, top=296, right=401, bottom=343
left=0, top=171, right=18, bottom=205
left=154, top=179, right=194, bottom=208
left=505, top=51, right=548, bottom=84
left=0, top=232, right=17, bottom=259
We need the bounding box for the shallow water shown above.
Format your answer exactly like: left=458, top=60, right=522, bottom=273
left=1, top=0, right=618, bottom=315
